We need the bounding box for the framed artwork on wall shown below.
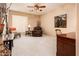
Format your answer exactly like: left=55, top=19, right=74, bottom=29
left=54, top=14, right=67, bottom=28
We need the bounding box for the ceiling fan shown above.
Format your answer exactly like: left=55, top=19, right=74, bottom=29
left=27, top=3, right=46, bottom=11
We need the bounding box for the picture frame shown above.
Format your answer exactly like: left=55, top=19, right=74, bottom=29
left=54, top=14, right=67, bottom=28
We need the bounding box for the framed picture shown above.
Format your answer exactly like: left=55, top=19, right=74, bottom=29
left=54, top=14, right=67, bottom=28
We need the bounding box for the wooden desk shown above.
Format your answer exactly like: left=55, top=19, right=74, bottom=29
left=57, top=32, right=76, bottom=56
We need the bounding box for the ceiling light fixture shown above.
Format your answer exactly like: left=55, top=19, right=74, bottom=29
left=27, top=3, right=46, bottom=12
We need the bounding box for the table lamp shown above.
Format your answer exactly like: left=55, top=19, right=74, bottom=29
left=28, top=24, right=31, bottom=31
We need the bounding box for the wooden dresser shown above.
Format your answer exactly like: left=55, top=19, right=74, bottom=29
left=57, top=32, right=76, bottom=56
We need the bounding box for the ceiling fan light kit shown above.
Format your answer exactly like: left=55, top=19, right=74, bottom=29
left=27, top=3, right=46, bottom=12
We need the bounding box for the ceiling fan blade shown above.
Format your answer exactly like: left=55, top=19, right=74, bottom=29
left=39, top=6, right=46, bottom=8
left=27, top=6, right=34, bottom=8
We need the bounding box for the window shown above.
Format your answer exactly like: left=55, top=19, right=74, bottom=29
left=12, top=15, right=28, bottom=33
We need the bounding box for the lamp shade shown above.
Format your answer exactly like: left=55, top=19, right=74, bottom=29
left=28, top=24, right=31, bottom=28
left=0, top=17, right=2, bottom=20
left=9, top=27, right=16, bottom=31
left=0, top=24, right=4, bottom=32
left=0, top=24, right=4, bottom=27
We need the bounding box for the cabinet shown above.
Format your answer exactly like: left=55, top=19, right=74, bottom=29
left=57, top=32, right=76, bottom=56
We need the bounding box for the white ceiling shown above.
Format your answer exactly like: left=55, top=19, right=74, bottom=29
left=8, top=3, right=64, bottom=15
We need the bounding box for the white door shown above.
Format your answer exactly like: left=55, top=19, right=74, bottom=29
left=12, top=15, right=28, bottom=33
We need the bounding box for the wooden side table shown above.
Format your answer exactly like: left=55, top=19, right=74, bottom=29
left=25, top=31, right=32, bottom=36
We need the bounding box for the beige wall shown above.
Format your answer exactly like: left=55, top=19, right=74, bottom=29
left=77, top=4, right=79, bottom=56
left=8, top=4, right=77, bottom=36
left=8, top=10, right=40, bottom=30
left=40, top=4, right=77, bottom=36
